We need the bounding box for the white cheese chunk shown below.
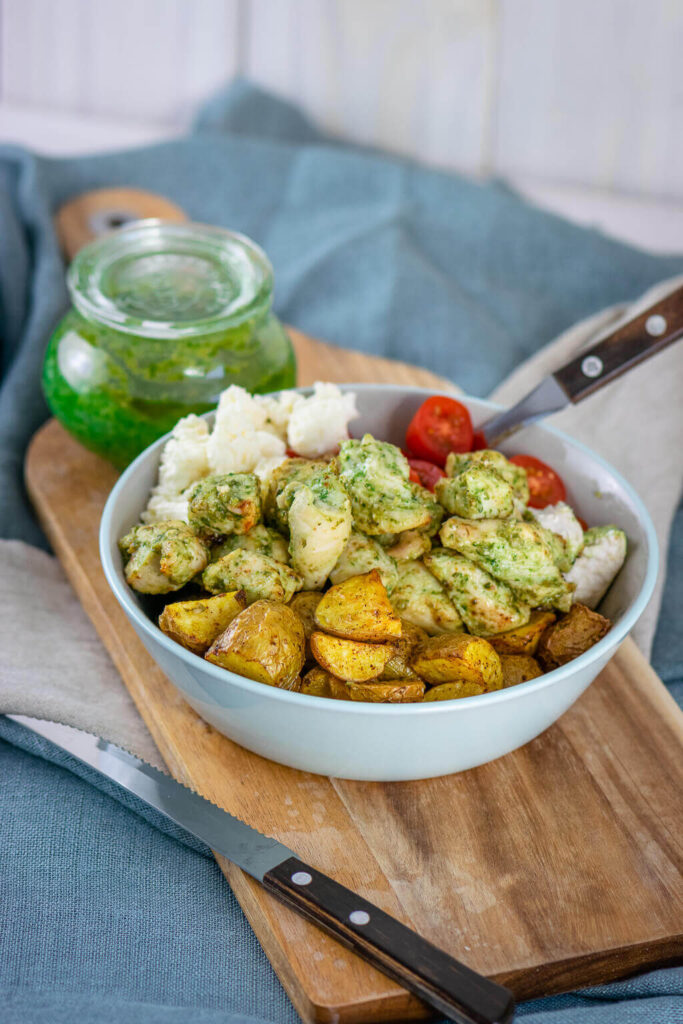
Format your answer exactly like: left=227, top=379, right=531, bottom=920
left=529, top=501, right=585, bottom=564
left=140, top=415, right=210, bottom=524
left=287, top=382, right=358, bottom=458
left=565, top=526, right=627, bottom=608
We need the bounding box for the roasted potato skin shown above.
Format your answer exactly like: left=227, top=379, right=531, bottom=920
left=423, top=681, right=487, bottom=701
left=380, top=619, right=428, bottom=681
left=313, top=569, right=402, bottom=642
left=537, top=602, right=611, bottom=670
left=159, top=590, right=247, bottom=654
left=499, top=654, right=543, bottom=687
left=310, top=631, right=395, bottom=682
left=347, top=680, right=426, bottom=703
left=300, top=667, right=351, bottom=700
left=488, top=611, right=556, bottom=655
left=205, top=600, right=305, bottom=689
left=411, top=634, right=503, bottom=690
left=288, top=590, right=323, bottom=659
left=288, top=591, right=323, bottom=636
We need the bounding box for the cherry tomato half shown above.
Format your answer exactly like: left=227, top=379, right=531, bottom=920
left=405, top=396, right=474, bottom=466
left=510, top=454, right=566, bottom=509
left=406, top=457, right=446, bottom=491
left=470, top=430, right=488, bottom=451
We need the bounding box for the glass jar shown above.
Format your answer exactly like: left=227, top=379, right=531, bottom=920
left=43, top=221, right=296, bottom=467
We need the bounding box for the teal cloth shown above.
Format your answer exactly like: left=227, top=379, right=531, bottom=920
left=1, top=81, right=681, bottom=1022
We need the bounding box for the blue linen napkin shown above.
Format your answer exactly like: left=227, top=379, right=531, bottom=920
left=1, top=80, right=681, bottom=1023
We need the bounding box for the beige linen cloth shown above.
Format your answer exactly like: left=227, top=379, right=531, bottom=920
left=1, top=278, right=682, bottom=763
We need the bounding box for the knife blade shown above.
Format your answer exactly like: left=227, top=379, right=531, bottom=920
left=10, top=715, right=514, bottom=1024
left=480, top=282, right=683, bottom=447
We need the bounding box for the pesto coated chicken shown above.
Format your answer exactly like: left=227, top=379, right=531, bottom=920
left=329, top=528, right=399, bottom=593
left=187, top=473, right=261, bottom=538
left=283, top=463, right=353, bottom=590
left=445, top=450, right=529, bottom=515
left=439, top=515, right=573, bottom=611
left=203, top=548, right=303, bottom=604
left=337, top=435, right=439, bottom=536
left=389, top=559, right=464, bottom=636
left=119, top=520, right=208, bottom=594
left=425, top=548, right=530, bottom=636
left=211, top=524, right=290, bottom=564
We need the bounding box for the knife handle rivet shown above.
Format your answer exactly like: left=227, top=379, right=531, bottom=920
left=645, top=314, right=667, bottom=337
left=291, top=871, right=312, bottom=886
left=349, top=910, right=370, bottom=925
left=581, top=355, right=603, bottom=378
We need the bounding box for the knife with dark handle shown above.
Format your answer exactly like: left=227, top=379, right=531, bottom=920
left=480, top=283, right=683, bottom=446
left=9, top=716, right=515, bottom=1024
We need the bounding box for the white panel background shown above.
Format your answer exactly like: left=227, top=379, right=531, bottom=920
left=0, top=0, right=681, bottom=205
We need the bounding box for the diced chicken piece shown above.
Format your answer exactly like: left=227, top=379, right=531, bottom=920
left=440, top=515, right=572, bottom=611
left=330, top=529, right=398, bottom=593
left=287, top=470, right=353, bottom=590
left=118, top=520, right=208, bottom=594
left=337, top=435, right=435, bottom=536
left=435, top=465, right=514, bottom=520
left=424, top=549, right=530, bottom=637
left=187, top=473, right=261, bottom=538
left=203, top=549, right=302, bottom=604
left=389, top=559, right=463, bottom=636
left=211, top=524, right=289, bottom=565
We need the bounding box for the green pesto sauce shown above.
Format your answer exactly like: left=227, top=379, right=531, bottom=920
left=42, top=308, right=296, bottom=468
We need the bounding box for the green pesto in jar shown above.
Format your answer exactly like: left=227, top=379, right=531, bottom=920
left=42, top=221, right=296, bottom=468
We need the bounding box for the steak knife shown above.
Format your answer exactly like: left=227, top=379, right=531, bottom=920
left=480, top=282, right=683, bottom=446
left=10, top=716, right=514, bottom=1024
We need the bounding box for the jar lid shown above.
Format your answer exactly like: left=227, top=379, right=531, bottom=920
left=67, top=220, right=274, bottom=339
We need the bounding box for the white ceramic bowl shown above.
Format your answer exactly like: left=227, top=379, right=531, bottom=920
left=100, top=385, right=658, bottom=781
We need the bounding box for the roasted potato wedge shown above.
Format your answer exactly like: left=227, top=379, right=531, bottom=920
left=159, top=590, right=247, bottom=654
left=411, top=634, right=503, bottom=690
left=300, top=667, right=351, bottom=700
left=288, top=591, right=323, bottom=658
left=347, top=680, right=425, bottom=703
left=537, top=602, right=611, bottom=670
left=380, top=619, right=428, bottom=681
left=313, top=569, right=402, bottom=642
left=488, top=611, right=556, bottom=655
left=205, top=600, right=305, bottom=689
left=289, top=591, right=323, bottom=638
left=500, top=654, right=543, bottom=687
left=310, top=631, right=395, bottom=682
left=423, top=681, right=487, bottom=701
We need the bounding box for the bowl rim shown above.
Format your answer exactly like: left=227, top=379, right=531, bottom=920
left=100, top=382, right=659, bottom=715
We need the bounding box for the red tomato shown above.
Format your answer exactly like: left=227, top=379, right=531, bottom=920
left=406, top=457, right=446, bottom=491
left=577, top=515, right=589, bottom=532
left=510, top=454, right=566, bottom=508
left=470, top=430, right=488, bottom=451
left=405, top=396, right=474, bottom=466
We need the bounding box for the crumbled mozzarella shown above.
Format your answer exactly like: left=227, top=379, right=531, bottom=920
left=140, top=415, right=209, bottom=524
left=287, top=382, right=358, bottom=458
left=256, top=391, right=304, bottom=441
left=565, top=527, right=627, bottom=608
left=207, top=385, right=286, bottom=474
left=253, top=453, right=288, bottom=481
left=529, top=502, right=584, bottom=563
left=208, top=430, right=286, bottom=475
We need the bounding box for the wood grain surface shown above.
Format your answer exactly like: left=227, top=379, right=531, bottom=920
left=25, top=331, right=683, bottom=1023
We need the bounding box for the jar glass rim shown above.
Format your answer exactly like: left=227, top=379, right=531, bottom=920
left=67, top=220, right=274, bottom=340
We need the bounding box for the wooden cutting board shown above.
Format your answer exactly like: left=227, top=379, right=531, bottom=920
left=25, top=328, right=683, bottom=1024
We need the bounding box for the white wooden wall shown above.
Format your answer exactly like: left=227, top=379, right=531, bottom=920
left=1, top=0, right=682, bottom=201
